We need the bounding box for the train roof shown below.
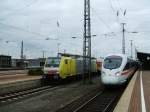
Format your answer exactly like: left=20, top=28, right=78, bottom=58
left=105, top=54, right=127, bottom=59
left=58, top=53, right=96, bottom=59
left=47, top=57, right=60, bottom=59
left=105, top=54, right=137, bottom=61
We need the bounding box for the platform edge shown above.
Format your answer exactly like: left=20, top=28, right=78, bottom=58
left=113, top=71, right=139, bottom=112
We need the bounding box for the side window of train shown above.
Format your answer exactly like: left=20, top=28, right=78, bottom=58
left=130, top=62, right=134, bottom=68
left=124, top=63, right=130, bottom=70
left=65, top=59, right=68, bottom=64
left=131, top=62, right=135, bottom=68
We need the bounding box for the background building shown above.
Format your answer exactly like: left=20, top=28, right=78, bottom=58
left=0, top=55, right=11, bottom=68
left=12, top=58, right=46, bottom=69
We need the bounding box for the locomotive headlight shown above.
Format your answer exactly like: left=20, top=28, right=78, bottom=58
left=44, top=71, right=48, bottom=74
left=115, top=72, right=120, bottom=76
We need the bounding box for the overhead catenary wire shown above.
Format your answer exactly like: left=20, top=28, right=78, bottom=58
left=91, top=7, right=112, bottom=32
left=90, top=7, right=124, bottom=39
left=110, top=0, right=123, bottom=13
left=0, top=0, right=39, bottom=21
left=108, top=0, right=125, bottom=17
left=0, top=23, right=81, bottom=49
left=108, top=0, right=116, bottom=13
left=0, top=22, right=58, bottom=40
left=0, top=21, right=82, bottom=55
left=116, top=0, right=124, bottom=14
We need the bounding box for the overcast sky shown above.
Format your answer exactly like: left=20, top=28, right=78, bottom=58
left=0, top=0, right=150, bottom=59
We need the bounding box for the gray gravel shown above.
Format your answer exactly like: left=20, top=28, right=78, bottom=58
left=0, top=77, right=102, bottom=112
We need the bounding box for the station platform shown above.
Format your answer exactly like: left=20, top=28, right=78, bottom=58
left=0, top=74, right=41, bottom=85
left=114, top=70, right=149, bottom=112
left=0, top=73, right=42, bottom=95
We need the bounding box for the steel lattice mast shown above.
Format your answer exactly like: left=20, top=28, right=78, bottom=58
left=20, top=40, right=24, bottom=68
left=121, top=23, right=126, bottom=54
left=83, top=0, right=91, bottom=82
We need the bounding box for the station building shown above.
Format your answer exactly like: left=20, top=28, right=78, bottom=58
left=12, top=58, right=46, bottom=69
left=0, top=55, right=12, bottom=68
left=26, top=58, right=45, bottom=68
left=137, top=52, right=150, bottom=70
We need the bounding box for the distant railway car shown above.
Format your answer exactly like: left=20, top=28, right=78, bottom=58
left=43, top=56, right=97, bottom=80
left=91, top=59, right=97, bottom=73
left=96, top=60, right=102, bottom=73
left=101, top=54, right=138, bottom=85
left=43, top=57, right=61, bottom=80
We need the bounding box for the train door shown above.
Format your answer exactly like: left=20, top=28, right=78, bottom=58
left=64, top=59, right=70, bottom=75
left=70, top=59, right=73, bottom=76
left=76, top=60, right=82, bottom=75
left=70, top=59, right=76, bottom=76
left=68, top=59, right=71, bottom=76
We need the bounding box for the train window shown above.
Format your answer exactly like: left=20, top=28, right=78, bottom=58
left=45, top=58, right=60, bottom=67
left=130, top=62, right=134, bottom=68
left=103, top=56, right=122, bottom=69
left=124, top=63, right=130, bottom=70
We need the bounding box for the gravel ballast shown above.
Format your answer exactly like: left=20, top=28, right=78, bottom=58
left=0, top=76, right=102, bottom=112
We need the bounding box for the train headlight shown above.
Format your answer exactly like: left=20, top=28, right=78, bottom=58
left=44, top=71, right=48, bottom=74
left=115, top=72, right=120, bottom=76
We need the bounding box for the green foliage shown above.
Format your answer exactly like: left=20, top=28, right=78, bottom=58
left=28, top=68, right=43, bottom=76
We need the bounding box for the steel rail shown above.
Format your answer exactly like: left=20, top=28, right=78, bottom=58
left=56, top=88, right=124, bottom=112
left=73, top=91, right=103, bottom=112
left=0, top=85, right=58, bottom=104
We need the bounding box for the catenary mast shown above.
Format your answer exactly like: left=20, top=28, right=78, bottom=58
left=83, top=0, right=92, bottom=82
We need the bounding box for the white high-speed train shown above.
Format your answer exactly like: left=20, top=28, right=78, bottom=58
left=101, top=54, right=138, bottom=85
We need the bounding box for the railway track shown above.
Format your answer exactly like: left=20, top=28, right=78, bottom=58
left=0, top=77, right=83, bottom=105
left=56, top=87, right=125, bottom=112
left=0, top=85, right=58, bottom=105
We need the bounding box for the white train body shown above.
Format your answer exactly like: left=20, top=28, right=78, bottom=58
left=101, top=54, right=137, bottom=85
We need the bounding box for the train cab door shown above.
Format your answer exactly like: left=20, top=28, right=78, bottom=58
left=70, top=59, right=76, bottom=76
left=69, top=59, right=73, bottom=76
left=68, top=59, right=71, bottom=76
left=64, top=59, right=69, bottom=75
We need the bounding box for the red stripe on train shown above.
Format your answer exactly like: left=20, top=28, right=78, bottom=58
left=121, top=69, right=134, bottom=76
left=121, top=70, right=130, bottom=75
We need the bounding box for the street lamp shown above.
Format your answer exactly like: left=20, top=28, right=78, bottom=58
left=92, top=34, right=97, bottom=37
left=127, top=31, right=138, bottom=34
left=72, top=37, right=77, bottom=39
left=72, top=35, right=97, bottom=39
left=45, top=37, right=58, bottom=40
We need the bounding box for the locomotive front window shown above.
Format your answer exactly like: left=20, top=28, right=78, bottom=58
left=103, top=56, right=122, bottom=69
left=45, top=58, right=60, bottom=67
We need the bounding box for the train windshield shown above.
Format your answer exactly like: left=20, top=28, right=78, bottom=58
left=45, top=58, right=60, bottom=67
left=103, top=56, right=122, bottom=69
